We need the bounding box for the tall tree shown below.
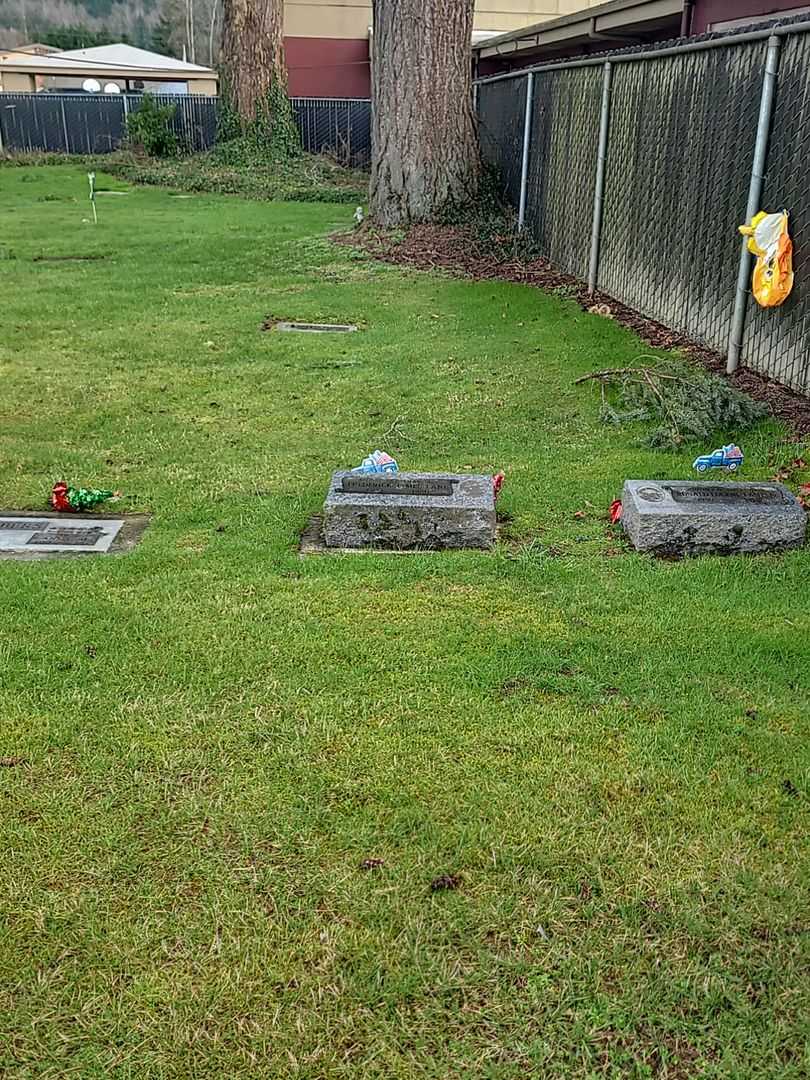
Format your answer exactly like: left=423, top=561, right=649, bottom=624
left=151, top=0, right=220, bottom=65
left=207, top=0, right=219, bottom=66
left=150, top=6, right=177, bottom=56
left=220, top=0, right=293, bottom=149
left=370, top=0, right=479, bottom=227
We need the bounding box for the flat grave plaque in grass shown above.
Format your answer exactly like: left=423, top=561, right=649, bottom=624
left=276, top=322, right=358, bottom=334
left=0, top=513, right=149, bottom=558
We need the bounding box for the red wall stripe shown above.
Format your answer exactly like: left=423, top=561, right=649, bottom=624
left=285, top=37, right=371, bottom=98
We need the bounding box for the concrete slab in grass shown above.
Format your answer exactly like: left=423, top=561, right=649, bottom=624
left=0, top=512, right=150, bottom=560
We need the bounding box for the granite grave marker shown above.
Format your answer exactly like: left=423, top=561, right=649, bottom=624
left=323, top=471, right=496, bottom=550
left=621, top=480, right=806, bottom=556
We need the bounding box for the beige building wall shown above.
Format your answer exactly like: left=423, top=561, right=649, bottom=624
left=0, top=70, right=35, bottom=91
left=0, top=67, right=217, bottom=93
left=189, top=77, right=218, bottom=95
left=0, top=49, right=40, bottom=61
left=284, top=0, right=605, bottom=38
left=475, top=0, right=605, bottom=32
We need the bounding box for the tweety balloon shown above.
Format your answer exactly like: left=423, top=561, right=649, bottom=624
left=738, top=210, right=794, bottom=308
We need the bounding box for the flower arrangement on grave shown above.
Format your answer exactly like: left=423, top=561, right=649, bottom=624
left=51, top=482, right=120, bottom=513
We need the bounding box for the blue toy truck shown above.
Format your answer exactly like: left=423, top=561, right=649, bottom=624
left=692, top=444, right=744, bottom=473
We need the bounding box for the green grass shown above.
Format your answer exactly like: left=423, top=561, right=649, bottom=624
left=1, top=165, right=809, bottom=1079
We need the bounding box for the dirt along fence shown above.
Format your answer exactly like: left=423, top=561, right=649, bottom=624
left=0, top=94, right=372, bottom=167
left=477, top=19, right=810, bottom=399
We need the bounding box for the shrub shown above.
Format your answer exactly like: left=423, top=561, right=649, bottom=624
left=105, top=151, right=367, bottom=204
left=126, top=94, right=179, bottom=158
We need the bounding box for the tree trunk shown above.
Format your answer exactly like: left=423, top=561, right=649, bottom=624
left=220, top=0, right=287, bottom=126
left=370, top=0, right=479, bottom=227
left=208, top=0, right=219, bottom=66
left=186, top=0, right=196, bottom=62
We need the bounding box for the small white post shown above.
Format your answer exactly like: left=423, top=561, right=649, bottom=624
left=88, top=171, right=97, bottom=225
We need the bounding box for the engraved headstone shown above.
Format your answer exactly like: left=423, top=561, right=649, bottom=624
left=621, top=480, right=807, bottom=556
left=323, top=471, right=496, bottom=550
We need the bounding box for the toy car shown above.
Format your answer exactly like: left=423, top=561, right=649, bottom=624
left=353, top=450, right=398, bottom=474
left=692, top=444, right=744, bottom=473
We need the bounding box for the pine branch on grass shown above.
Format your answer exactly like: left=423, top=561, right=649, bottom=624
left=576, top=358, right=769, bottom=449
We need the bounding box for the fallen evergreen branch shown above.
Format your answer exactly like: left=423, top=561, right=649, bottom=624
left=577, top=357, right=769, bottom=449
left=573, top=367, right=685, bottom=385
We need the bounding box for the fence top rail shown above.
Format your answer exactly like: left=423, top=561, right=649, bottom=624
left=474, top=19, right=810, bottom=85
left=292, top=97, right=371, bottom=104
left=0, top=93, right=370, bottom=104
left=0, top=92, right=218, bottom=101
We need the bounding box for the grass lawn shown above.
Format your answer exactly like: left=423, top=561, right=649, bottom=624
left=1, top=165, right=809, bottom=1079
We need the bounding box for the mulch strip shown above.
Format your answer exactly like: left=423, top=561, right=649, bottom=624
left=336, top=224, right=810, bottom=437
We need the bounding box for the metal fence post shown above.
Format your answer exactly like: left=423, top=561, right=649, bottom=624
left=121, top=94, right=129, bottom=151
left=60, top=98, right=70, bottom=153
left=588, top=62, right=613, bottom=294
left=727, top=35, right=781, bottom=373
left=518, top=72, right=535, bottom=232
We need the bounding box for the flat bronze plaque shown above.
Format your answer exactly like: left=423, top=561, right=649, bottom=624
left=665, top=483, right=785, bottom=506
left=27, top=527, right=105, bottom=547
left=340, top=476, right=456, bottom=497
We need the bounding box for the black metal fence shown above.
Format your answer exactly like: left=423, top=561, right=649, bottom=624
left=293, top=97, right=371, bottom=166
left=0, top=94, right=372, bottom=165
left=477, top=22, right=810, bottom=398
left=0, top=93, right=217, bottom=154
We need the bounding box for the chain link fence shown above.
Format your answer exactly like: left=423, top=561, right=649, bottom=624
left=742, top=30, right=810, bottom=393
left=599, top=42, right=763, bottom=358
left=478, top=76, right=526, bottom=208
left=526, top=66, right=603, bottom=280
left=477, top=22, right=810, bottom=398
left=0, top=94, right=371, bottom=166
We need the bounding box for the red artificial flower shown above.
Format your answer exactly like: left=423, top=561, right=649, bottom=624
left=51, top=482, right=74, bottom=512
